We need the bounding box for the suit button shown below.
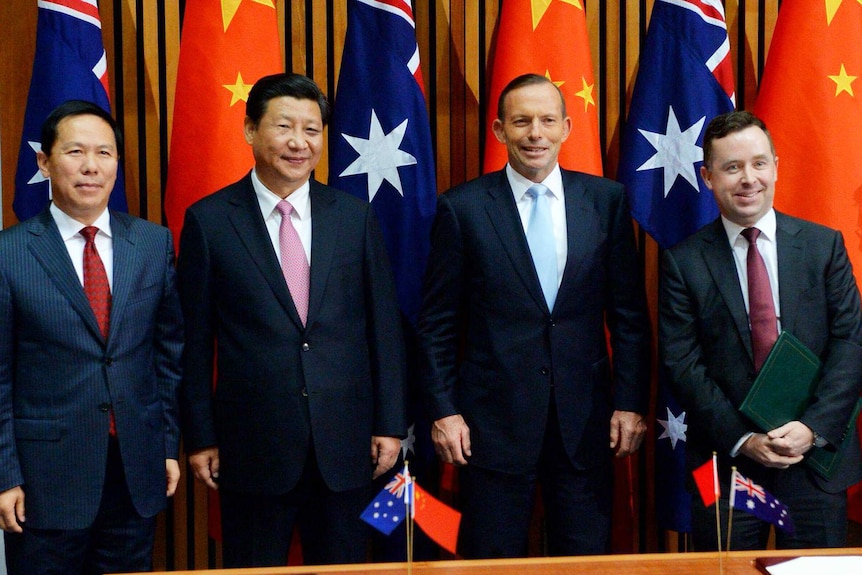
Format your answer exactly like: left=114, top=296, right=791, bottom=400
left=105, top=358, right=113, bottom=366
left=302, top=343, right=310, bottom=352
left=301, top=387, right=309, bottom=397
left=540, top=367, right=549, bottom=376
left=99, top=403, right=111, bottom=413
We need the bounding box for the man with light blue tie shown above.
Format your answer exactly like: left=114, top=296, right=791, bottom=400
left=417, top=73, right=651, bottom=558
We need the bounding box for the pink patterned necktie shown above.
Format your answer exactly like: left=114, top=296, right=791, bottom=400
left=276, top=200, right=309, bottom=326
left=80, top=226, right=116, bottom=436
left=741, top=227, right=778, bottom=371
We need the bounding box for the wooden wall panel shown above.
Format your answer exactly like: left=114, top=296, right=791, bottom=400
left=0, top=0, right=785, bottom=568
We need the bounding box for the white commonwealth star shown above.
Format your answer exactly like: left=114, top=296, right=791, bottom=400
left=401, top=423, right=416, bottom=460
left=339, top=109, right=417, bottom=202
left=636, top=106, right=705, bottom=198
left=657, top=407, right=687, bottom=450
left=26, top=141, right=48, bottom=185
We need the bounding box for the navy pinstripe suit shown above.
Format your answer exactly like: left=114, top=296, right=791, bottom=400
left=0, top=207, right=183, bottom=531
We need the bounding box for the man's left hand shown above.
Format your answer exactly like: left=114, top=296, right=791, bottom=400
left=610, top=410, right=646, bottom=458
left=371, top=436, right=401, bottom=479
left=767, top=421, right=815, bottom=457
left=166, top=459, right=180, bottom=497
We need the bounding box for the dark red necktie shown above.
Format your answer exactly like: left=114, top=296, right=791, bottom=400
left=741, top=227, right=778, bottom=371
left=80, top=226, right=116, bottom=435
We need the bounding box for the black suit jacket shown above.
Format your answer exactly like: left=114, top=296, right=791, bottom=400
left=0, top=209, right=182, bottom=529
left=177, top=174, right=406, bottom=494
left=660, top=212, right=862, bottom=492
left=418, top=169, right=651, bottom=474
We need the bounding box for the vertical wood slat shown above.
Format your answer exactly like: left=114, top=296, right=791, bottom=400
left=0, top=0, right=787, bottom=567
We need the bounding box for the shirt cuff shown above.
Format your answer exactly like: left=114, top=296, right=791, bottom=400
left=730, top=432, right=755, bottom=457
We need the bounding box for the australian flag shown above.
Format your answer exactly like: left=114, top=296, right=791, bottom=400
left=361, top=466, right=412, bottom=536
left=329, top=0, right=436, bottom=327
left=730, top=470, right=795, bottom=535
left=14, top=0, right=127, bottom=221
left=618, top=0, right=735, bottom=535
left=617, top=0, right=735, bottom=250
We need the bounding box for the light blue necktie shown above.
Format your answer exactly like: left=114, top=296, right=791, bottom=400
left=526, top=183, right=558, bottom=310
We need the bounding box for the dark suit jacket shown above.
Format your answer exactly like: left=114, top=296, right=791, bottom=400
left=660, top=212, right=862, bottom=492
left=418, top=168, right=651, bottom=474
left=177, top=174, right=406, bottom=494
left=0, top=208, right=183, bottom=530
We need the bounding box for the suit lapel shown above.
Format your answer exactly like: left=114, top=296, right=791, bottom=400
left=227, top=177, right=305, bottom=329
left=701, top=219, right=755, bottom=363
left=555, top=173, right=598, bottom=310
left=482, top=173, right=549, bottom=312
left=307, top=181, right=338, bottom=327
left=26, top=209, right=104, bottom=342
left=774, top=213, right=805, bottom=334
left=106, top=211, right=136, bottom=345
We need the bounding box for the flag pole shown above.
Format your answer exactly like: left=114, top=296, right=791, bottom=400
left=404, top=462, right=413, bottom=575
left=712, top=452, right=723, bottom=575
left=726, top=467, right=736, bottom=563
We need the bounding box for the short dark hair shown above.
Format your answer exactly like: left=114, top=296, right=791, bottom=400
left=246, top=73, right=331, bottom=127
left=40, top=100, right=123, bottom=157
left=497, top=73, right=567, bottom=121
left=702, top=110, right=775, bottom=168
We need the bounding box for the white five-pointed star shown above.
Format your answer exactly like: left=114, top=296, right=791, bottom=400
left=657, top=407, right=688, bottom=450
left=401, top=423, right=416, bottom=460
left=339, top=110, right=417, bottom=202
left=636, top=106, right=705, bottom=198
left=26, top=141, right=48, bottom=185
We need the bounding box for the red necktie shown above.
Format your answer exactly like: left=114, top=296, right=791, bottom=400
left=741, top=227, right=778, bottom=371
left=80, top=226, right=116, bottom=435
left=276, top=201, right=310, bottom=326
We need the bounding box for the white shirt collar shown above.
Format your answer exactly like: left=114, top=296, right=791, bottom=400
left=506, top=164, right=564, bottom=202
left=251, top=168, right=311, bottom=221
left=49, top=203, right=112, bottom=241
left=721, top=208, right=777, bottom=246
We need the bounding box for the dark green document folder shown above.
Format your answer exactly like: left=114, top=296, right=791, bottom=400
left=739, top=330, right=861, bottom=480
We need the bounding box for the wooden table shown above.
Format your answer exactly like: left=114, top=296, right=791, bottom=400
left=149, top=547, right=862, bottom=575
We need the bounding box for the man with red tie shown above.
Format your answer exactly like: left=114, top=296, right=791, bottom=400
left=0, top=100, right=183, bottom=574
left=660, top=110, right=862, bottom=549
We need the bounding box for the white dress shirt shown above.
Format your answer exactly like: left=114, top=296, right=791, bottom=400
left=51, top=203, right=114, bottom=290
left=252, top=169, right=312, bottom=265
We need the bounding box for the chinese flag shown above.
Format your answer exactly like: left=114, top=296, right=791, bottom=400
left=414, top=483, right=461, bottom=555
left=164, top=0, right=282, bottom=252
left=691, top=455, right=719, bottom=508
left=483, top=0, right=602, bottom=175
left=754, top=1, right=862, bottom=524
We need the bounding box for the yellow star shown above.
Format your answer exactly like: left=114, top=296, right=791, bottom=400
left=544, top=70, right=565, bottom=89
left=530, top=0, right=583, bottom=31
left=825, top=0, right=862, bottom=25
left=574, top=76, right=595, bottom=112
left=829, top=64, right=857, bottom=97
left=222, top=0, right=276, bottom=33
left=223, top=72, right=254, bottom=106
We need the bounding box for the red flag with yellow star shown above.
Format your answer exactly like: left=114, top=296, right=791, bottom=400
left=754, top=0, right=862, bottom=524
left=165, top=0, right=282, bottom=251
left=483, top=0, right=602, bottom=175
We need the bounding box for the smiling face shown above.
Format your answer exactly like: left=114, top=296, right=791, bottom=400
left=36, top=113, right=118, bottom=225
left=492, top=81, right=571, bottom=183
left=700, top=125, right=778, bottom=228
left=244, top=95, right=324, bottom=198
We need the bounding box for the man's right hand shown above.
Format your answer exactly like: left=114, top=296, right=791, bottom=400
left=740, top=432, right=804, bottom=469
left=188, top=447, right=220, bottom=490
left=432, top=414, right=471, bottom=466
left=0, top=486, right=25, bottom=533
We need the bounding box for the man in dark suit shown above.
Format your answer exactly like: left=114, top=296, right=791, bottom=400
left=660, top=110, right=862, bottom=549
left=417, top=73, right=651, bottom=558
left=177, top=73, right=406, bottom=567
left=0, top=100, right=183, bottom=574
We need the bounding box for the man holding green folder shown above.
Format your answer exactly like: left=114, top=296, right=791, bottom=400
left=660, top=110, right=862, bottom=550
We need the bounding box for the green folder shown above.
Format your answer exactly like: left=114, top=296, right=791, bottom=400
left=739, top=330, right=861, bottom=480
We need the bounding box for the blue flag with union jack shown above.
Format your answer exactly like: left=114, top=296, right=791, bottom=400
left=328, top=0, right=436, bottom=327
left=617, top=0, right=735, bottom=250
left=361, top=466, right=412, bottom=535
left=617, top=0, right=736, bottom=534
left=730, top=469, right=795, bottom=535
left=14, top=0, right=127, bottom=221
